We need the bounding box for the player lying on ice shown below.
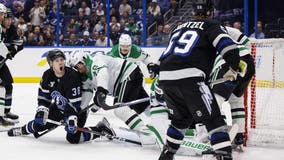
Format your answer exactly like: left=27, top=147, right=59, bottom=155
left=7, top=49, right=115, bottom=143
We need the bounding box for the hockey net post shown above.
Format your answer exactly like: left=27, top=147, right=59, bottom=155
left=244, top=38, right=284, bottom=147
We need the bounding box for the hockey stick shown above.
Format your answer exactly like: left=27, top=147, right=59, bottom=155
left=34, top=102, right=95, bottom=139
left=46, top=119, right=142, bottom=145
left=100, top=96, right=153, bottom=111
left=33, top=99, right=57, bottom=138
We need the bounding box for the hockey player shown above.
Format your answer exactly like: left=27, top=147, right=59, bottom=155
left=7, top=49, right=115, bottom=144
left=157, top=0, right=242, bottom=159
left=0, top=4, right=23, bottom=125
left=90, top=34, right=156, bottom=113
left=109, top=33, right=159, bottom=79
left=209, top=26, right=255, bottom=147
left=68, top=50, right=154, bottom=145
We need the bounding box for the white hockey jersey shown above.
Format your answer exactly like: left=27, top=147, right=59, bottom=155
left=80, top=53, right=138, bottom=108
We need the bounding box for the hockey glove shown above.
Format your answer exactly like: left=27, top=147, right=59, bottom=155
left=223, top=67, right=238, bottom=81
left=237, top=60, right=247, bottom=77
left=147, top=63, right=159, bottom=79
left=64, top=115, right=78, bottom=134
left=93, top=87, right=108, bottom=107
left=34, top=106, right=49, bottom=125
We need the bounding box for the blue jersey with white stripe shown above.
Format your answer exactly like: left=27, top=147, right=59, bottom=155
left=159, top=19, right=240, bottom=84
left=38, top=67, right=82, bottom=116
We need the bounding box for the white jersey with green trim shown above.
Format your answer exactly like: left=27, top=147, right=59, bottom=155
left=82, top=54, right=137, bottom=94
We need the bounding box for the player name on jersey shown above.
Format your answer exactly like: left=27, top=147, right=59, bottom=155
left=173, top=22, right=205, bottom=32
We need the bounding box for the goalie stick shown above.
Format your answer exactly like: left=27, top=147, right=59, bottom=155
left=46, top=119, right=142, bottom=145
left=119, top=124, right=239, bottom=155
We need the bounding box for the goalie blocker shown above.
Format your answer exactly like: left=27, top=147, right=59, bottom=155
left=209, top=54, right=255, bottom=100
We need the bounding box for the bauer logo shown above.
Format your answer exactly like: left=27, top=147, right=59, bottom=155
left=37, top=50, right=106, bottom=66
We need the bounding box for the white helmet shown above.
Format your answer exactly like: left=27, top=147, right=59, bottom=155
left=119, top=34, right=132, bottom=46
left=0, top=3, right=7, bottom=13
left=68, top=50, right=88, bottom=68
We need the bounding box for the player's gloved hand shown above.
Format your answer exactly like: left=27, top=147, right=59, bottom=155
left=64, top=115, right=78, bottom=134
left=34, top=106, right=49, bottom=125
left=93, top=87, right=108, bottom=107
left=147, top=63, right=159, bottom=79
left=237, top=60, right=247, bottom=77
left=223, top=67, right=238, bottom=81
left=154, top=81, right=164, bottom=103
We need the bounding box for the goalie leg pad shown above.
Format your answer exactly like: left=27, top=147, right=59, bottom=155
left=114, top=107, right=145, bottom=131
left=229, top=94, right=245, bottom=133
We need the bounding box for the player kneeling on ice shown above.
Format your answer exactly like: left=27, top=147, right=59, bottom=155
left=68, top=50, right=155, bottom=145
left=7, top=49, right=115, bottom=143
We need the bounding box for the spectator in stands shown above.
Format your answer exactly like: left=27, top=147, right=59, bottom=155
left=43, top=30, right=55, bottom=46
left=17, top=16, right=27, bottom=33
left=111, top=0, right=121, bottom=10
left=110, top=25, right=120, bottom=45
left=233, top=21, right=242, bottom=31
left=120, top=11, right=129, bottom=24
left=151, top=24, right=164, bottom=45
left=119, top=0, right=132, bottom=16
left=169, top=0, right=178, bottom=16
left=147, top=0, right=161, bottom=18
left=64, top=32, right=78, bottom=46
left=65, top=17, right=79, bottom=36
left=77, top=30, right=95, bottom=46
left=110, top=7, right=120, bottom=21
left=93, top=16, right=106, bottom=32
left=25, top=33, right=37, bottom=46
left=92, top=31, right=99, bottom=41
left=157, top=0, right=170, bottom=14
left=79, top=1, right=91, bottom=17
left=29, top=0, right=46, bottom=26
left=62, top=0, right=77, bottom=16
left=95, top=30, right=113, bottom=46
left=96, top=3, right=105, bottom=17
left=163, top=24, right=171, bottom=36
left=250, top=22, right=265, bottom=39
left=13, top=2, right=25, bottom=20
left=110, top=16, right=120, bottom=30
left=32, top=25, right=45, bottom=46
left=76, top=11, right=89, bottom=32
left=125, top=16, right=141, bottom=36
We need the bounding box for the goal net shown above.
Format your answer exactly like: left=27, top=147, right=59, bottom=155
left=245, top=38, right=284, bottom=147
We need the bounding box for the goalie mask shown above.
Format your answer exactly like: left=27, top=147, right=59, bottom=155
left=192, top=0, right=214, bottom=17
left=47, top=49, right=66, bottom=67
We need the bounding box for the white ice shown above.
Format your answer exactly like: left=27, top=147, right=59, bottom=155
left=1, top=84, right=284, bottom=160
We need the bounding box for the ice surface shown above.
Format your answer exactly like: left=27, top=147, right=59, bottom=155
left=1, top=84, right=284, bottom=160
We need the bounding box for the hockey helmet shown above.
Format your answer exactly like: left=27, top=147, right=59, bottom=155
left=46, top=49, right=66, bottom=66
left=0, top=3, right=7, bottom=13
left=68, top=50, right=88, bottom=68
left=192, top=0, right=214, bottom=17
left=119, top=34, right=132, bottom=46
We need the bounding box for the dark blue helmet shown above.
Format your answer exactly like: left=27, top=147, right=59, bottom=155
left=47, top=49, right=65, bottom=66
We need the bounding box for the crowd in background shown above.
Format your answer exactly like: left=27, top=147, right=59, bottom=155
left=1, top=0, right=283, bottom=47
